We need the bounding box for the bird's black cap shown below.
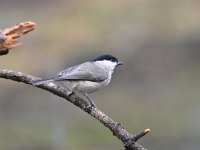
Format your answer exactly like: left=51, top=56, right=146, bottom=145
left=93, top=54, right=123, bottom=66
left=93, top=54, right=119, bottom=63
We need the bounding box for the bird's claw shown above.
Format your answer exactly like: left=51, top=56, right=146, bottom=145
left=89, top=99, right=96, bottom=108
left=67, top=91, right=75, bottom=97
left=86, top=99, right=96, bottom=111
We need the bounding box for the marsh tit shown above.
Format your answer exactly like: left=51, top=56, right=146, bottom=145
left=32, top=55, right=123, bottom=108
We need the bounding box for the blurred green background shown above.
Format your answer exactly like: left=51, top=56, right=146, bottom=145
left=1, top=0, right=200, bottom=149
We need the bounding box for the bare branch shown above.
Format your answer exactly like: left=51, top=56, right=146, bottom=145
left=0, top=69, right=149, bottom=150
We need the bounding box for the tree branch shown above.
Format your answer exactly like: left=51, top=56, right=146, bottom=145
left=0, top=69, right=149, bottom=149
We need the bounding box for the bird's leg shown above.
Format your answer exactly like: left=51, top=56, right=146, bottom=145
left=84, top=94, right=96, bottom=109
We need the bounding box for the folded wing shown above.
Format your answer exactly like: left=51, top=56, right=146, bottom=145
left=53, top=62, right=108, bottom=82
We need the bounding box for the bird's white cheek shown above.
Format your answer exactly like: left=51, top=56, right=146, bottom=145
left=110, top=64, right=118, bottom=73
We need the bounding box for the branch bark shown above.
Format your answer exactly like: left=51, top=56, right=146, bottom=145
left=0, top=69, right=150, bottom=150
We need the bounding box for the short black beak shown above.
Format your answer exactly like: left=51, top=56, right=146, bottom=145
left=117, top=61, right=124, bottom=66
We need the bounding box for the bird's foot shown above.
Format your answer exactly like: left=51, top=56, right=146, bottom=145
left=67, top=91, right=75, bottom=97
left=85, top=98, right=96, bottom=111
left=88, top=99, right=96, bottom=108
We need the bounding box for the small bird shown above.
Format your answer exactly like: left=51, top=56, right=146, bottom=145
left=32, top=54, right=123, bottom=108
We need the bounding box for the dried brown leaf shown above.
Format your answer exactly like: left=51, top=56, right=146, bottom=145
left=0, top=21, right=36, bottom=55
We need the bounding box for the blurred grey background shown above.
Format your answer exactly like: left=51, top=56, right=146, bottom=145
left=1, top=0, right=200, bottom=150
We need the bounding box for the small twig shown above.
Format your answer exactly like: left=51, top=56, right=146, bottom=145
left=124, top=129, right=150, bottom=150
left=134, top=128, right=150, bottom=141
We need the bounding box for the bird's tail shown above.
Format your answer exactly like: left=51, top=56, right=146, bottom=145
left=31, top=78, right=54, bottom=86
